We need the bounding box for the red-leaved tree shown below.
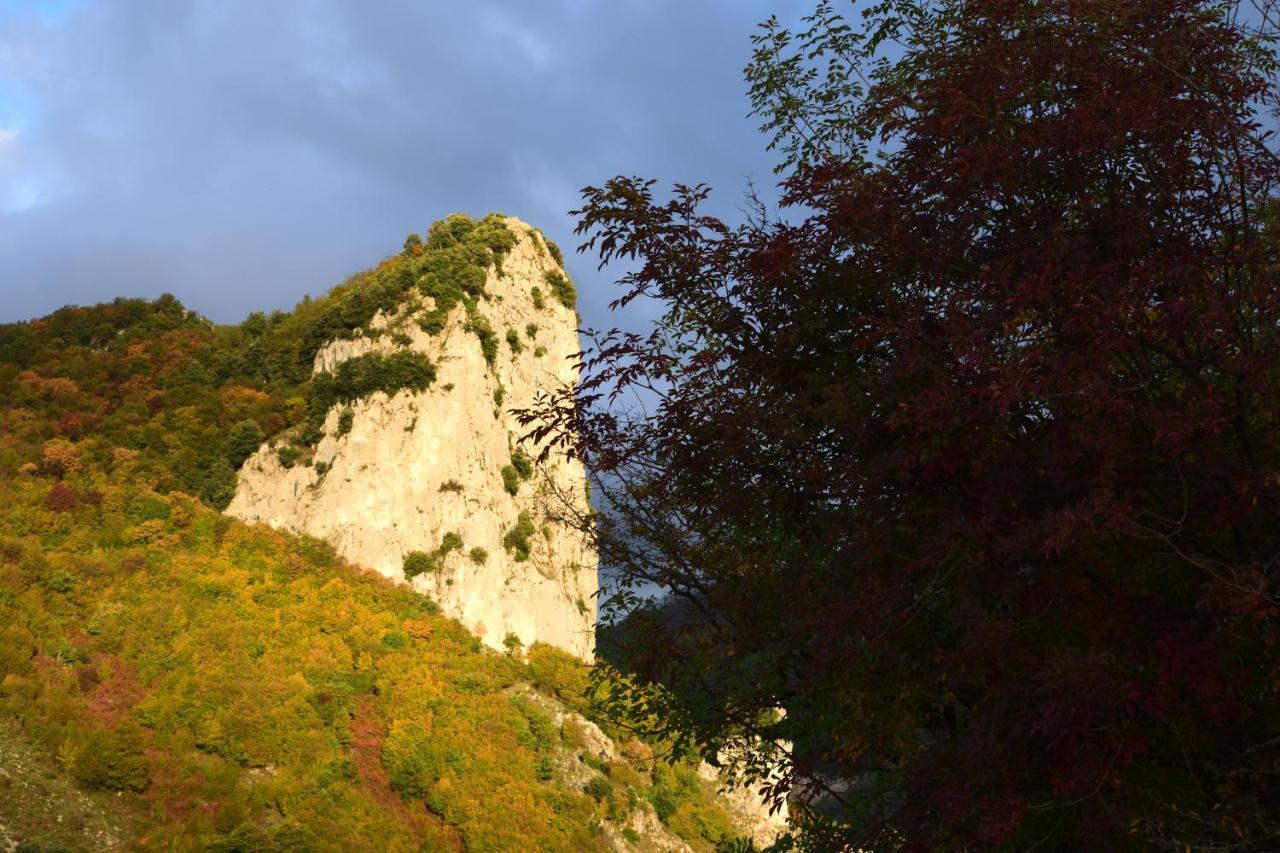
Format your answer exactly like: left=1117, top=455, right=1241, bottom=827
left=523, top=0, right=1280, bottom=849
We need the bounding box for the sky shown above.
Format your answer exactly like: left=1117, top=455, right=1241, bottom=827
left=0, top=0, right=788, bottom=332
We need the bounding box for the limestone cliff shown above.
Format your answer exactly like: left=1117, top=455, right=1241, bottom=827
left=227, top=217, right=596, bottom=659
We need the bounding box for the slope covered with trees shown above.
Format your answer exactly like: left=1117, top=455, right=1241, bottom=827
left=0, top=216, right=756, bottom=850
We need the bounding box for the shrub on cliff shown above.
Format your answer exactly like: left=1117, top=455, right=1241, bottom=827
left=308, top=351, right=437, bottom=433
left=542, top=270, right=575, bottom=310
left=502, top=512, right=535, bottom=562
left=501, top=465, right=520, bottom=496
left=402, top=550, right=437, bottom=579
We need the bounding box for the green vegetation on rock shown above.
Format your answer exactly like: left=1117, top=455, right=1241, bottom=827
left=501, top=464, right=520, bottom=496
left=543, top=269, right=576, bottom=309
left=402, top=550, right=438, bottom=579
left=463, top=301, right=499, bottom=367
left=503, top=511, right=536, bottom=562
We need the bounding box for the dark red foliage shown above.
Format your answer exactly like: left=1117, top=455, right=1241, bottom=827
left=56, top=412, right=85, bottom=438
left=44, top=482, right=78, bottom=513
left=538, top=0, right=1280, bottom=848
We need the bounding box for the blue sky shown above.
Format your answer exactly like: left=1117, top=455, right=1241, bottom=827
left=0, top=0, right=790, bottom=332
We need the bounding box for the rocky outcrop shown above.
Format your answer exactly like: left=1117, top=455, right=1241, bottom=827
left=227, top=218, right=597, bottom=660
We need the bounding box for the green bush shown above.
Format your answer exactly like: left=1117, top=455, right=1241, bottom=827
left=503, top=512, right=536, bottom=562
left=276, top=446, right=301, bottom=469
left=464, top=306, right=499, bottom=367
left=200, top=458, right=239, bottom=511
left=126, top=493, right=170, bottom=523
left=426, top=213, right=478, bottom=251
left=402, top=550, right=437, bottom=579
left=336, top=408, right=354, bottom=436
left=439, top=532, right=463, bottom=556
left=544, top=238, right=564, bottom=267
left=585, top=776, right=613, bottom=803
left=311, top=350, right=436, bottom=411
left=543, top=270, right=576, bottom=309
left=506, top=329, right=523, bottom=354
left=511, top=450, right=534, bottom=480
left=225, top=419, right=265, bottom=468
left=531, top=287, right=545, bottom=311
left=469, top=547, right=488, bottom=564
left=417, top=310, right=447, bottom=335
left=501, top=465, right=520, bottom=496
left=71, top=724, right=150, bottom=792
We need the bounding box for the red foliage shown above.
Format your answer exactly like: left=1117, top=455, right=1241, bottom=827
left=43, top=482, right=78, bottom=512
left=546, top=0, right=1280, bottom=848
left=56, top=412, right=84, bottom=438
left=349, top=700, right=461, bottom=850
left=83, top=655, right=146, bottom=728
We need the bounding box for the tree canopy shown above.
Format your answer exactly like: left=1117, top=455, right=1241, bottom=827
left=527, top=0, right=1280, bottom=848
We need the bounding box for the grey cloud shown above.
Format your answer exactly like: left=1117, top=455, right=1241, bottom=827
left=0, top=0, right=785, bottom=330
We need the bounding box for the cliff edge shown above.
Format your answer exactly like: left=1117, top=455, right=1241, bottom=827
left=227, top=216, right=597, bottom=659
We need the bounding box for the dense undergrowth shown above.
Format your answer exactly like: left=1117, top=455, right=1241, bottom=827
left=0, top=471, right=744, bottom=850
left=0, top=216, right=740, bottom=851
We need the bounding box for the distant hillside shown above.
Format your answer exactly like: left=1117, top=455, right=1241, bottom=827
left=0, top=214, right=776, bottom=851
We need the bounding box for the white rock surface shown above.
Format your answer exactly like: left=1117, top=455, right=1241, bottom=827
left=227, top=218, right=597, bottom=659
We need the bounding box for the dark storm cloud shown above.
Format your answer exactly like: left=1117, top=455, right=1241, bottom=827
left=0, top=0, right=784, bottom=329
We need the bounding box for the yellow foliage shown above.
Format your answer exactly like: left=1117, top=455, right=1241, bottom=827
left=125, top=519, right=176, bottom=547
left=221, top=385, right=271, bottom=408
left=0, top=386, right=741, bottom=851
left=111, top=447, right=140, bottom=464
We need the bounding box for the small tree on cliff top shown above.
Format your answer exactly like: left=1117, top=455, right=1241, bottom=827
left=523, top=1, right=1280, bottom=849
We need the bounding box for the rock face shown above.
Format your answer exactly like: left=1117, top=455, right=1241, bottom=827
left=227, top=218, right=597, bottom=660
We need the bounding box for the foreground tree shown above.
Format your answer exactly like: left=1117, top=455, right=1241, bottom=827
left=526, top=0, right=1280, bottom=849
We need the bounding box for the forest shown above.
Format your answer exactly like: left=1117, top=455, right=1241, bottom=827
left=0, top=215, right=750, bottom=850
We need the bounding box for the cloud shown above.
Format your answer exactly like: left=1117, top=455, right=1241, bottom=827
left=0, top=0, right=785, bottom=329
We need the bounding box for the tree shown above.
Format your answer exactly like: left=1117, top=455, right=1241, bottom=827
left=225, top=419, right=266, bottom=468
left=524, top=1, right=1280, bottom=848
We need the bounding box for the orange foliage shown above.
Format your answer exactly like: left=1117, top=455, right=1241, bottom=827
left=220, top=385, right=271, bottom=414
left=41, top=439, right=81, bottom=477
left=403, top=620, right=433, bottom=640
left=118, top=376, right=149, bottom=397
left=42, top=377, right=81, bottom=399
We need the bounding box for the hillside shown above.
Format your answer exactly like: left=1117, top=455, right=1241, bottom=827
left=0, top=214, right=777, bottom=851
